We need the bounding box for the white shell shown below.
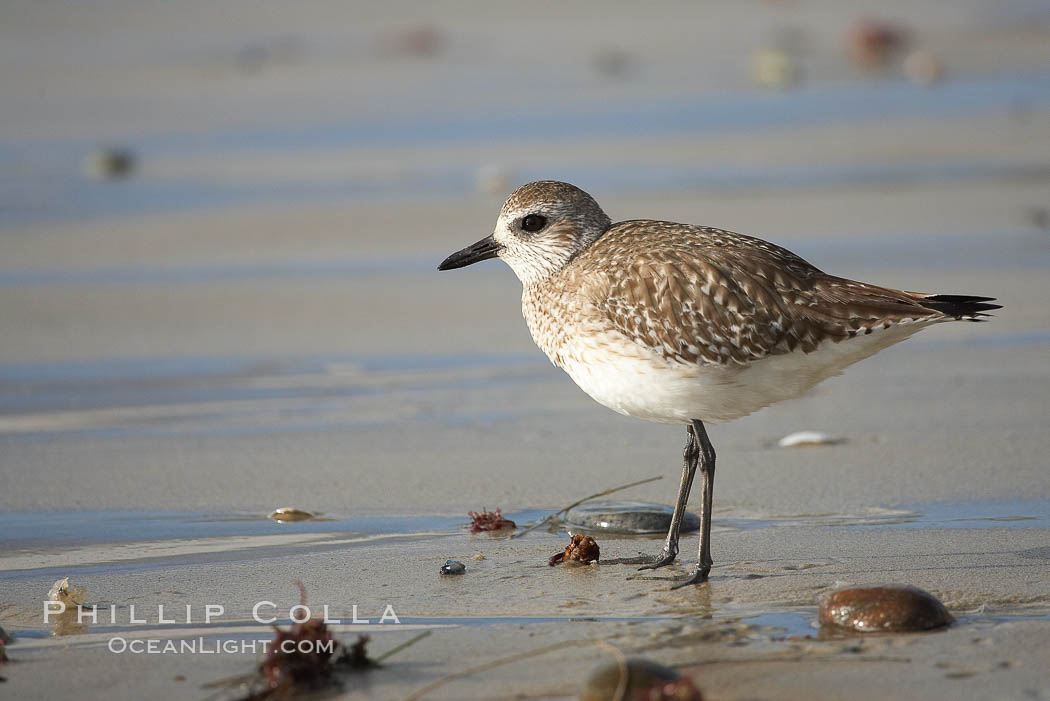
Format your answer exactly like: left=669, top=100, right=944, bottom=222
left=47, top=577, right=87, bottom=606
left=777, top=430, right=845, bottom=448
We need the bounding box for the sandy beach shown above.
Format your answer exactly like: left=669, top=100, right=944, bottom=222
left=2, top=1, right=1050, bottom=699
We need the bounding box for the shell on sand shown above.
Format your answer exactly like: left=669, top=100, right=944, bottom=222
left=47, top=577, right=87, bottom=607
left=777, top=430, right=845, bottom=448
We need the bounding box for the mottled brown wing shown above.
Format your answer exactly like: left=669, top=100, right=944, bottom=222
left=587, top=222, right=944, bottom=366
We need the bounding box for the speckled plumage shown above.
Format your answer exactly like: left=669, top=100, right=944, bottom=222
left=529, top=220, right=943, bottom=366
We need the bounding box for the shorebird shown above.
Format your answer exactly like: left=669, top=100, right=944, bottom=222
left=438, top=181, right=1000, bottom=588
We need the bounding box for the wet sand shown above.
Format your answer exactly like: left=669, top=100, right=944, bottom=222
left=2, top=1, right=1050, bottom=699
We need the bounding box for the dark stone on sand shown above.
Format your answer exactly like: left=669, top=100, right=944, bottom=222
left=819, top=584, right=953, bottom=633
left=564, top=501, right=699, bottom=535
left=85, top=146, right=136, bottom=180
left=440, top=559, right=465, bottom=575
left=578, top=658, right=703, bottom=701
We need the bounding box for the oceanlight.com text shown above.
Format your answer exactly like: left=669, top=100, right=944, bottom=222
left=107, top=637, right=337, bottom=655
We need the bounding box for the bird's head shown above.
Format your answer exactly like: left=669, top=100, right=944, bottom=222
left=438, top=181, right=611, bottom=285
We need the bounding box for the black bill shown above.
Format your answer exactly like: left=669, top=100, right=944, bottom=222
left=437, top=235, right=501, bottom=271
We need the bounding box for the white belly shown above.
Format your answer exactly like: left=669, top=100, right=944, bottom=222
left=557, top=322, right=931, bottom=424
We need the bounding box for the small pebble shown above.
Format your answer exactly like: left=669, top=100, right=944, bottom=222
left=564, top=501, right=699, bottom=535
left=845, top=18, right=909, bottom=69
left=819, top=584, right=953, bottom=632
left=440, top=559, right=466, bottom=575
left=83, top=146, right=136, bottom=180
left=578, top=658, right=703, bottom=701
left=777, top=430, right=844, bottom=448
left=269, top=508, right=315, bottom=522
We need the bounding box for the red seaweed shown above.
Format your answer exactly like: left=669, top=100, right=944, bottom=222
left=468, top=508, right=517, bottom=533
left=235, top=582, right=376, bottom=700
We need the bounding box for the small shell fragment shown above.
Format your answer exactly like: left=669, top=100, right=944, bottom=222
left=777, top=430, right=845, bottom=448
left=269, top=508, right=315, bottom=523
left=751, top=49, right=802, bottom=90
left=47, top=577, right=87, bottom=607
left=440, top=560, right=466, bottom=575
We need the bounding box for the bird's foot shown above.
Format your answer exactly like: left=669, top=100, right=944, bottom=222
left=669, top=562, right=711, bottom=589
left=637, top=550, right=678, bottom=571
left=605, top=548, right=678, bottom=570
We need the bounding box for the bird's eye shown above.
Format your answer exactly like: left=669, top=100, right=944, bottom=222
left=520, top=214, right=547, bottom=233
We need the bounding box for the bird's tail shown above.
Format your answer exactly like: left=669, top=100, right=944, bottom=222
left=918, top=294, right=1002, bottom=321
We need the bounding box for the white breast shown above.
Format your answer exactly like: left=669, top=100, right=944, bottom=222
left=555, top=321, right=933, bottom=425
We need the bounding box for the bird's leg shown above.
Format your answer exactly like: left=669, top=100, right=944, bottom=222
left=670, top=420, right=716, bottom=589
left=612, top=424, right=698, bottom=568
left=638, top=425, right=699, bottom=570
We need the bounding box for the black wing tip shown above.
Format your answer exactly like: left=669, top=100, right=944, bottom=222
left=921, top=294, right=1002, bottom=319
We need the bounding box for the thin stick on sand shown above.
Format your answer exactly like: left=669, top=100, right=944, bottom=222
left=373, top=630, right=432, bottom=664
left=512, top=474, right=662, bottom=538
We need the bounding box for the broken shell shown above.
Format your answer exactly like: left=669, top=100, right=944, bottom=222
left=777, top=430, right=844, bottom=448
left=819, top=584, right=953, bottom=632
left=440, top=560, right=466, bottom=575
left=579, top=658, right=703, bottom=701
left=47, top=577, right=87, bottom=606
left=269, top=508, right=316, bottom=522
left=549, top=534, right=600, bottom=566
